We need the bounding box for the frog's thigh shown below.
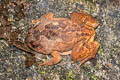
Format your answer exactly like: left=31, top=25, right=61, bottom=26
left=71, top=41, right=99, bottom=66
left=40, top=51, right=62, bottom=66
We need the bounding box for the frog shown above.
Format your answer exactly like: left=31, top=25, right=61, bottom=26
left=25, top=12, right=100, bottom=66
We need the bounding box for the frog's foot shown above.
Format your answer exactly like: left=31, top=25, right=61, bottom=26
left=71, top=41, right=99, bottom=66
left=40, top=51, right=62, bottom=66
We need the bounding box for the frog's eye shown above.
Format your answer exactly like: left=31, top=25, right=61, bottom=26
left=31, top=43, right=36, bottom=48
left=29, top=41, right=37, bottom=48
left=84, top=17, right=99, bottom=28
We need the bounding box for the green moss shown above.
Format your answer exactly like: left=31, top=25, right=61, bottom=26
left=96, top=63, right=102, bottom=70
left=98, top=46, right=104, bottom=55
left=87, top=65, right=94, bottom=70
left=84, top=0, right=96, bottom=13
left=66, top=70, right=73, bottom=80
left=71, top=0, right=95, bottom=4
left=71, top=0, right=96, bottom=13
left=90, top=75, right=100, bottom=80
left=40, top=70, right=46, bottom=74
left=29, top=0, right=33, bottom=1
left=111, top=47, right=118, bottom=53
left=71, top=0, right=81, bottom=3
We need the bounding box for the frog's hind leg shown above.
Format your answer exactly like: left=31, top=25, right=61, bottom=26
left=71, top=41, right=100, bottom=66
left=40, top=51, right=62, bottom=66
left=80, top=41, right=99, bottom=66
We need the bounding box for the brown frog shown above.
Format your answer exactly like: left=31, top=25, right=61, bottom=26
left=26, top=12, right=100, bottom=66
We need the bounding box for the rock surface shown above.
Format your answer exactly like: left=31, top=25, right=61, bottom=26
left=0, top=0, right=120, bottom=80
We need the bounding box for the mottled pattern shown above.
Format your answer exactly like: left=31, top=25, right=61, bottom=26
left=1, top=0, right=120, bottom=80
left=26, top=17, right=95, bottom=54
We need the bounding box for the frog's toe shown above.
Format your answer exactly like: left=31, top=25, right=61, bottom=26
left=40, top=51, right=62, bottom=66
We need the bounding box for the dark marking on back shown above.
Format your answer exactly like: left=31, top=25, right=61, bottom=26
left=45, top=23, right=60, bottom=30
left=33, top=30, right=40, bottom=40
left=76, top=32, right=90, bottom=38
left=56, top=20, right=66, bottom=29
left=45, top=24, right=50, bottom=28
left=40, top=29, right=58, bottom=39
left=29, top=41, right=43, bottom=49
left=46, top=30, right=58, bottom=39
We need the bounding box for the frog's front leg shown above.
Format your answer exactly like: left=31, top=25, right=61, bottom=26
left=40, top=51, right=62, bottom=66
left=71, top=41, right=99, bottom=66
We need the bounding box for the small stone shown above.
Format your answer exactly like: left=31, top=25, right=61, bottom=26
left=26, top=76, right=32, bottom=80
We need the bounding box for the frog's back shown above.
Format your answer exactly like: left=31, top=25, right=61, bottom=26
left=26, top=18, right=94, bottom=54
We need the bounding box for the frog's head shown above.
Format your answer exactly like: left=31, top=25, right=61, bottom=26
left=84, top=14, right=99, bottom=28
left=71, top=12, right=99, bottom=28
